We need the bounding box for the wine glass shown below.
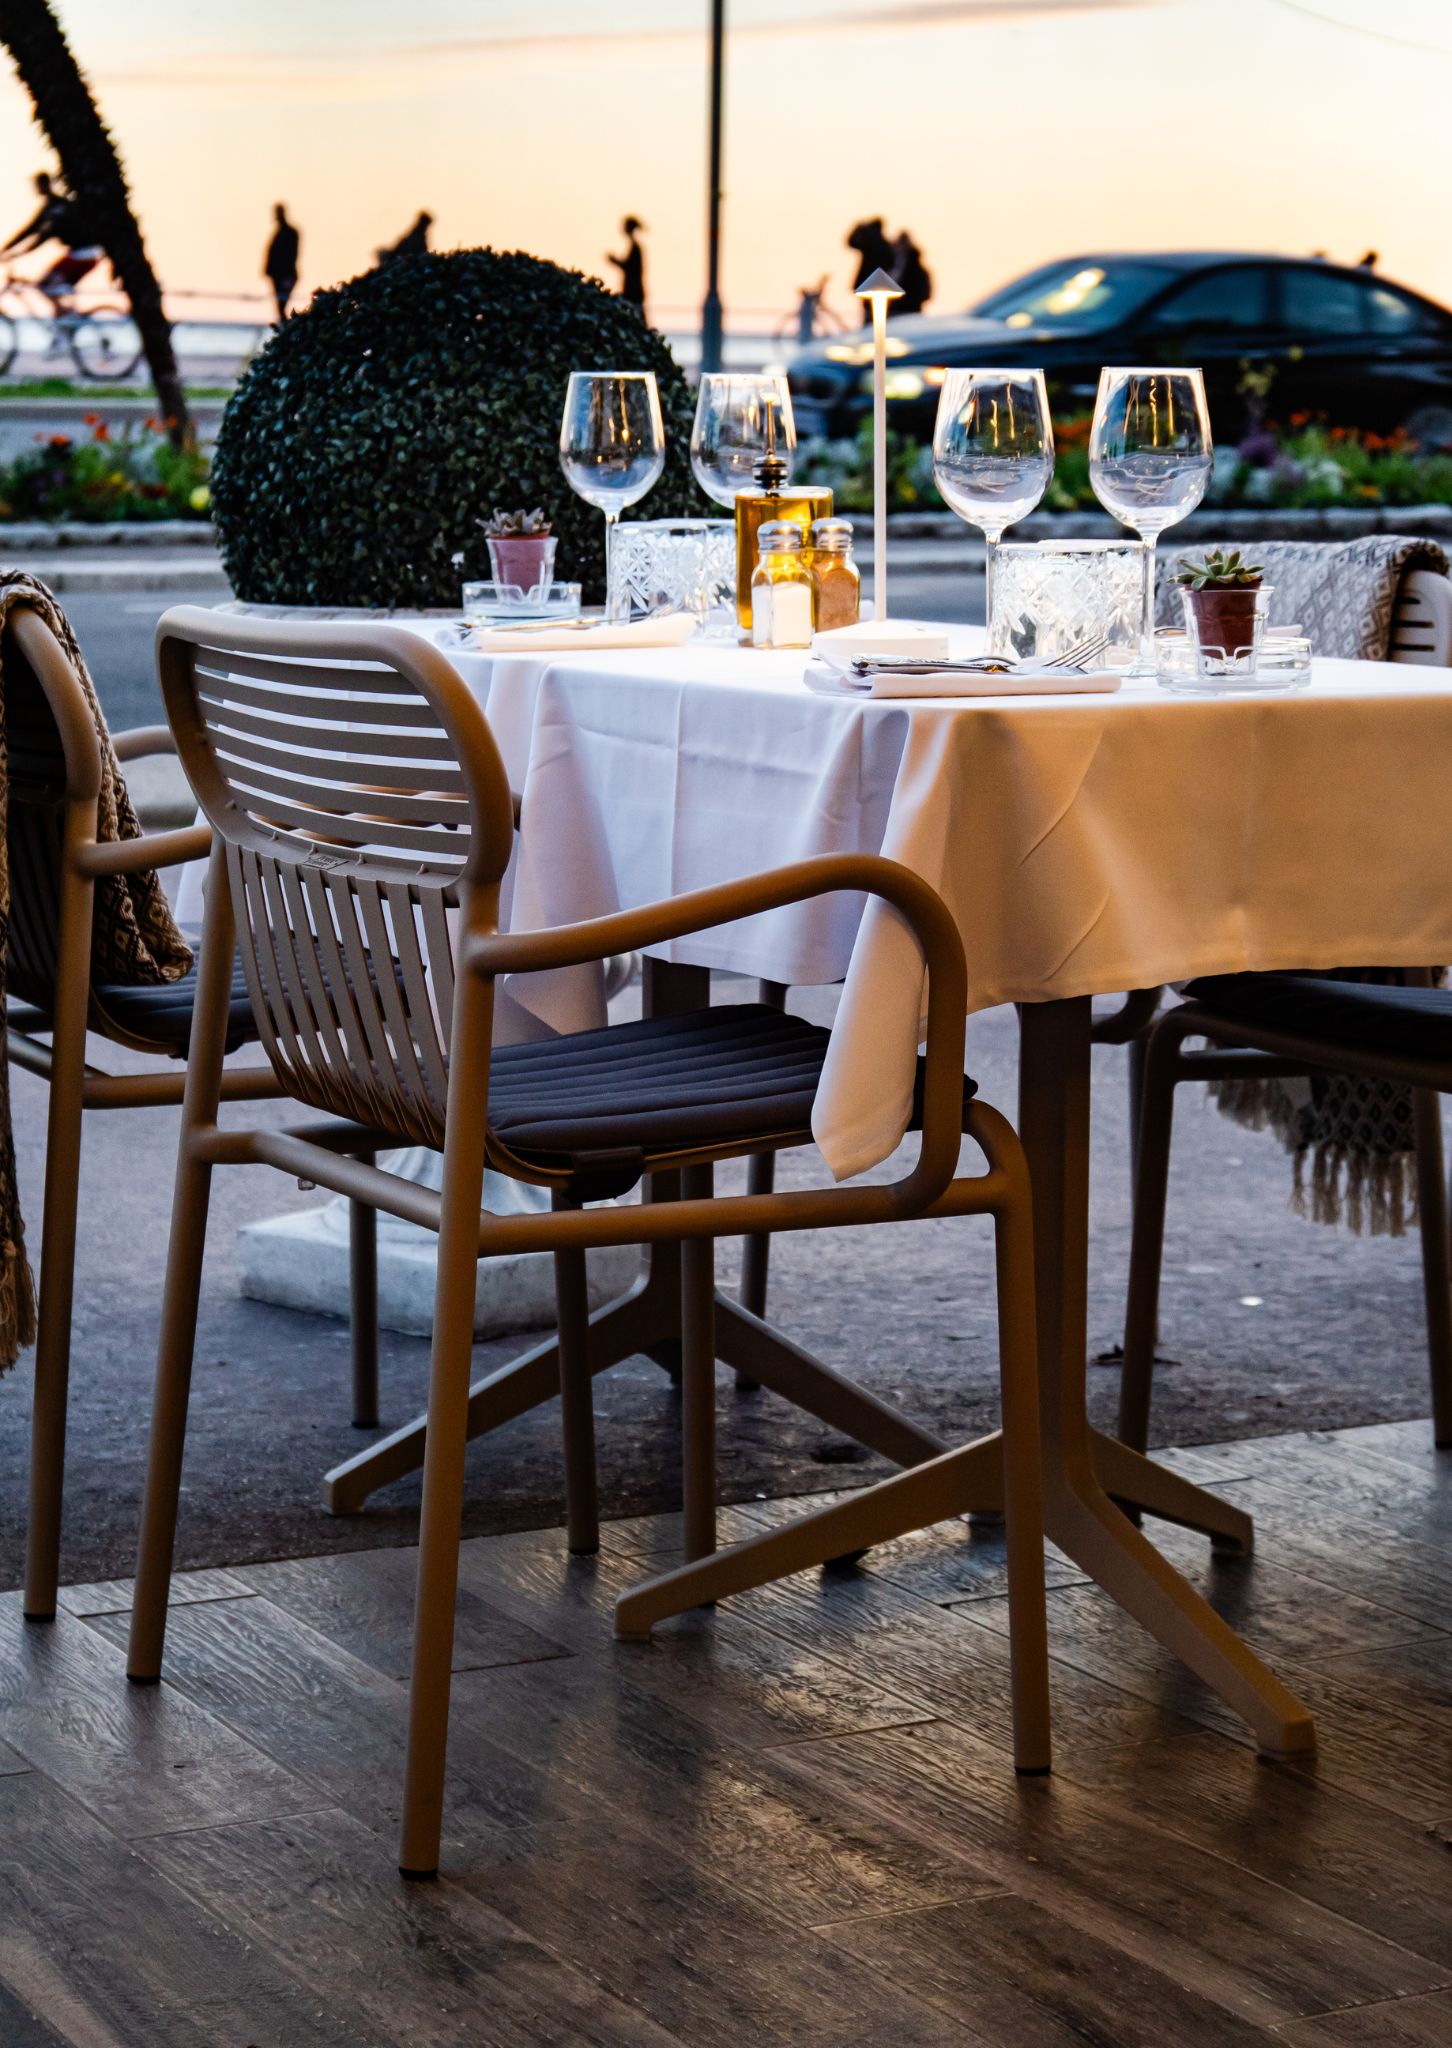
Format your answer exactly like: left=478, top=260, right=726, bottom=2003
left=1089, top=367, right=1212, bottom=672
left=690, top=373, right=795, bottom=507
left=559, top=370, right=666, bottom=622
left=931, top=369, right=1054, bottom=627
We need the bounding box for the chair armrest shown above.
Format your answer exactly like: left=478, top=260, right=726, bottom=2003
left=112, top=725, right=178, bottom=764
left=74, top=821, right=212, bottom=877
left=465, top=852, right=970, bottom=1203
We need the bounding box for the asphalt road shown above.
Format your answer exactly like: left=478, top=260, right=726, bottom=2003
left=67, top=566, right=990, bottom=739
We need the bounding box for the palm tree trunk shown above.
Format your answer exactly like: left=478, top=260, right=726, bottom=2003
left=0, top=1, right=191, bottom=446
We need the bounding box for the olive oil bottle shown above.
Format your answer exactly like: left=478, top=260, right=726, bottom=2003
left=734, top=449, right=832, bottom=630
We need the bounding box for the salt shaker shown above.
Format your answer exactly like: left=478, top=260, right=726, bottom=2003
left=750, top=521, right=815, bottom=648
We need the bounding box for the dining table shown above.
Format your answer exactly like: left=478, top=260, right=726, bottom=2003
left=247, top=612, right=1452, bottom=1760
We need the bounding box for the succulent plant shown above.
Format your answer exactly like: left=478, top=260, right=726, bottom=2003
left=1173, top=548, right=1264, bottom=591
left=482, top=505, right=551, bottom=538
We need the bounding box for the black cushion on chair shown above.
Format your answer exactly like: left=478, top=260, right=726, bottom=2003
left=91, top=950, right=258, bottom=1056
left=1185, top=974, right=1452, bottom=1065
left=487, top=1002, right=977, bottom=1196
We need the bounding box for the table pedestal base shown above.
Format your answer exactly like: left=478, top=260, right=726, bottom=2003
left=323, top=1252, right=946, bottom=1514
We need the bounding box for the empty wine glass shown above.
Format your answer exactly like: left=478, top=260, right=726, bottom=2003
left=690, top=373, right=795, bottom=507
left=931, top=369, right=1054, bottom=626
left=559, top=370, right=666, bottom=621
left=1090, top=367, right=1212, bottom=672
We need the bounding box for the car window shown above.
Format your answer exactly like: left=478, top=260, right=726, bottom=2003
left=971, top=262, right=1174, bottom=328
left=1282, top=268, right=1388, bottom=337
left=1148, top=268, right=1273, bottom=333
left=1364, top=285, right=1442, bottom=337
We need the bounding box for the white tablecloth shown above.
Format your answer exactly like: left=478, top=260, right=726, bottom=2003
left=435, top=627, right=1452, bottom=1178
left=177, top=618, right=1452, bottom=1181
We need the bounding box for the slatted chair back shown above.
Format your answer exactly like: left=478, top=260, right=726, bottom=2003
left=3, top=606, right=112, bottom=1022
left=157, top=608, right=515, bottom=1148
left=1390, top=569, right=1452, bottom=667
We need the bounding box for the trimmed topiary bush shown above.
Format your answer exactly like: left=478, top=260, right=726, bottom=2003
left=211, top=248, right=705, bottom=607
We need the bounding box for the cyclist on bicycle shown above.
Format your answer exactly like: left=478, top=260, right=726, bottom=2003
left=3, top=171, right=105, bottom=319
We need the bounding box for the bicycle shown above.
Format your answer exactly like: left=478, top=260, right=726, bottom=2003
left=0, top=267, right=144, bottom=381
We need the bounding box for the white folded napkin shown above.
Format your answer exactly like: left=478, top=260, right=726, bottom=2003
left=806, top=659, right=1122, bottom=699
left=470, top=614, right=696, bottom=654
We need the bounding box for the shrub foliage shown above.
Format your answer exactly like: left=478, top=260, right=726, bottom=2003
left=211, top=248, right=702, bottom=606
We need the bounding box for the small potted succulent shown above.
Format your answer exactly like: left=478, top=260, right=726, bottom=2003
left=1173, top=548, right=1265, bottom=657
left=482, top=506, right=556, bottom=599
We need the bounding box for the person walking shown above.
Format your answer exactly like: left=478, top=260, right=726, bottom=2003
left=377, top=212, right=433, bottom=265
left=608, top=216, right=647, bottom=312
left=891, top=230, right=932, bottom=317
left=263, top=203, right=300, bottom=321
left=845, top=217, right=895, bottom=323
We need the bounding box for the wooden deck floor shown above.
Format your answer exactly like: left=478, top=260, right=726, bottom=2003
left=2, top=1418, right=1450, bottom=2045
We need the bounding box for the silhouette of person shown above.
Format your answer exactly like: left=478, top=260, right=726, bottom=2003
left=891, top=231, right=932, bottom=317
left=378, top=212, right=433, bottom=265
left=263, top=203, right=300, bottom=320
left=846, top=217, right=895, bottom=323
left=3, top=170, right=104, bottom=310
left=608, top=216, right=647, bottom=312
left=795, top=273, right=830, bottom=345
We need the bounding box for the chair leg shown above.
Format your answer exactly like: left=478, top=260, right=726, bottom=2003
left=399, top=973, right=494, bottom=1882
left=734, top=1149, right=773, bottom=1392
left=992, top=1179, right=1052, bottom=1776
left=1412, top=1089, right=1452, bottom=1448
left=1126, top=1031, right=1149, bottom=1188
left=736, top=979, right=786, bottom=1389
left=22, top=836, right=94, bottom=1622
left=349, top=1161, right=379, bottom=1430
left=128, top=847, right=238, bottom=1683
left=680, top=1163, right=717, bottom=1563
left=553, top=1199, right=599, bottom=1556
left=1118, top=1023, right=1183, bottom=1455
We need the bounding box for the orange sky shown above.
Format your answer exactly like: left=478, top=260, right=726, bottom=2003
left=1, top=0, right=1449, bottom=330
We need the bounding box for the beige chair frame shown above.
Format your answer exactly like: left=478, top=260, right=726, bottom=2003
left=122, top=606, right=1050, bottom=1880
left=2, top=604, right=379, bottom=1621
left=1121, top=991, right=1452, bottom=1453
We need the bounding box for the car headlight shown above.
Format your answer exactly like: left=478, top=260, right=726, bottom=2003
left=858, top=367, right=927, bottom=400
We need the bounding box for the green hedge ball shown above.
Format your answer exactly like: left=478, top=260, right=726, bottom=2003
left=210, top=247, right=706, bottom=608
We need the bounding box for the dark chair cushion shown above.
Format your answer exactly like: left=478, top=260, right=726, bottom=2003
left=1185, top=973, right=1452, bottom=1065
left=487, top=1002, right=977, bottom=1197
left=91, top=951, right=258, bottom=1057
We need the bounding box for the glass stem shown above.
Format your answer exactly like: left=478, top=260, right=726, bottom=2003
left=983, top=528, right=1003, bottom=643
left=603, top=509, right=625, bottom=623
left=1133, top=532, right=1157, bottom=674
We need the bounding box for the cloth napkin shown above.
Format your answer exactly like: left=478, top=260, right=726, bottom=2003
left=806, top=659, right=1122, bottom=699
left=470, top=615, right=696, bottom=655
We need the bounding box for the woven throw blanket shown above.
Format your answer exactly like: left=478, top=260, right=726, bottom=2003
left=1159, top=534, right=1452, bottom=1235
left=0, top=571, right=193, bottom=1368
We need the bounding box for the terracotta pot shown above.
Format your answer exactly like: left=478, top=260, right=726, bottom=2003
left=1186, top=583, right=1260, bottom=656
left=487, top=533, right=555, bottom=595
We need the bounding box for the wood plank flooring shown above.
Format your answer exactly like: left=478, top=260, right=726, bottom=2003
left=2, top=1418, right=1451, bottom=2046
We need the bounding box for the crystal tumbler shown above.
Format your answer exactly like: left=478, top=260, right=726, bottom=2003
left=988, top=540, right=1144, bottom=663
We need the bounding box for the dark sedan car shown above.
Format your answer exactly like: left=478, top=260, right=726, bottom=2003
left=787, top=252, right=1452, bottom=445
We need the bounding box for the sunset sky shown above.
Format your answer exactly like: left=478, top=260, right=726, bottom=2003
left=1, top=0, right=1449, bottom=332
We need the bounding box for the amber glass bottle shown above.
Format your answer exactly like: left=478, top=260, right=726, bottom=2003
left=734, top=450, right=832, bottom=630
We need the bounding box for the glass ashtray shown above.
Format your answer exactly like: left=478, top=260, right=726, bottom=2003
left=460, top=580, right=582, bottom=628
left=1155, top=628, right=1312, bottom=694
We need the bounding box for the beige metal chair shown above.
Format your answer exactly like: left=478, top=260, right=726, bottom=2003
left=1121, top=975, right=1452, bottom=1452
left=2, top=600, right=380, bottom=1622
left=124, top=607, right=1050, bottom=1880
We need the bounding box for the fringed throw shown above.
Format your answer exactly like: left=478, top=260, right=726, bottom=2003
left=1160, top=535, right=1452, bottom=1236
left=0, top=571, right=193, bottom=1370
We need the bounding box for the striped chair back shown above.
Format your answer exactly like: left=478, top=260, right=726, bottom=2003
left=157, top=608, right=515, bottom=1147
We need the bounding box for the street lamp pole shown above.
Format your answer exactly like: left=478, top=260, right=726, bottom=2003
left=701, top=0, right=725, bottom=373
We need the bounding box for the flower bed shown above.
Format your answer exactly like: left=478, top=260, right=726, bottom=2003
left=0, top=414, right=209, bottom=523
left=799, top=415, right=1452, bottom=517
